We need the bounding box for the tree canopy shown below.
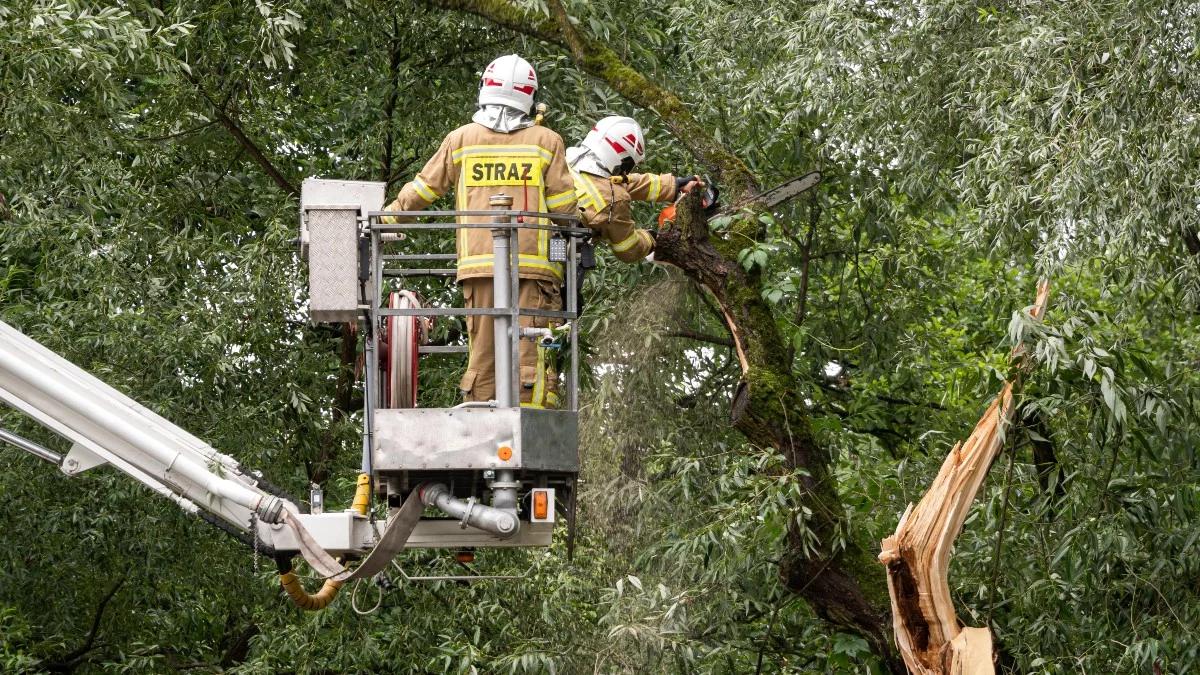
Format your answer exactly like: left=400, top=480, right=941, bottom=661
left=2, top=0, right=1199, bottom=672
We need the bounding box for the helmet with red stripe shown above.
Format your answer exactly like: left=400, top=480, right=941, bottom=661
left=478, top=54, right=538, bottom=114
left=581, top=116, right=646, bottom=175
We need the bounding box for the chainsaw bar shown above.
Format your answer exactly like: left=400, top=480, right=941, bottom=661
left=717, top=170, right=822, bottom=216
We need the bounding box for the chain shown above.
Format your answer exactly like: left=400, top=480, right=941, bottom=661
left=251, top=512, right=261, bottom=575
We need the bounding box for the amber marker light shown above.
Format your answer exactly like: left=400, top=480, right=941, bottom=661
left=533, top=490, right=549, bottom=520
left=497, top=445, right=513, bottom=461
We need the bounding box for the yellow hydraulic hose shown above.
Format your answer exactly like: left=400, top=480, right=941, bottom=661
left=279, top=572, right=344, bottom=611
left=278, top=473, right=372, bottom=611
left=350, top=473, right=371, bottom=515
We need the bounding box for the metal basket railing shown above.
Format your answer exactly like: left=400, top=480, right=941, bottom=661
left=363, top=198, right=590, bottom=424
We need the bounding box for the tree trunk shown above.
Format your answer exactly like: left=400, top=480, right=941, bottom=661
left=421, top=1, right=900, bottom=666
left=657, top=191, right=902, bottom=671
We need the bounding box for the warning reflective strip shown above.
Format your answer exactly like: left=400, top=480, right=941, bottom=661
left=532, top=345, right=546, bottom=407
left=455, top=173, right=467, bottom=257
left=572, top=177, right=594, bottom=210
left=647, top=174, right=661, bottom=201
left=585, top=177, right=607, bottom=211
left=611, top=230, right=642, bottom=253
left=412, top=177, right=438, bottom=202
left=451, top=145, right=553, bottom=165
left=457, top=254, right=564, bottom=279
left=545, top=190, right=575, bottom=209
left=570, top=169, right=607, bottom=211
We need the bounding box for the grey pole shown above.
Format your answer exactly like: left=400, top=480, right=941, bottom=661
left=487, top=195, right=520, bottom=520
left=489, top=195, right=514, bottom=408
left=567, top=234, right=579, bottom=411
left=363, top=220, right=380, bottom=477
left=0, top=427, right=61, bottom=465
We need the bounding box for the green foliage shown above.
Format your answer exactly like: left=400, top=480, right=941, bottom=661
left=3, top=0, right=1200, bottom=672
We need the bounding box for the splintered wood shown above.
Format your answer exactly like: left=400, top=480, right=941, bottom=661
left=879, top=281, right=1050, bottom=674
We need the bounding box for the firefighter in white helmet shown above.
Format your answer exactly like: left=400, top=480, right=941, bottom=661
left=385, top=54, right=577, bottom=408
left=567, top=115, right=702, bottom=263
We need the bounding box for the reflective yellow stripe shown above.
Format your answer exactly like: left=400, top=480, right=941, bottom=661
left=456, top=171, right=467, bottom=258
left=584, top=176, right=607, bottom=211
left=573, top=181, right=594, bottom=210
left=532, top=345, right=546, bottom=407
left=521, top=392, right=559, bottom=410
left=545, top=190, right=575, bottom=209
left=647, top=174, right=661, bottom=202
left=569, top=168, right=607, bottom=212
left=412, top=177, right=438, bottom=202
left=452, top=145, right=553, bottom=165
left=457, top=254, right=564, bottom=279
left=611, top=231, right=642, bottom=253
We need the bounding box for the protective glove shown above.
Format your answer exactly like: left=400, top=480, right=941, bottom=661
left=674, top=174, right=703, bottom=194
left=380, top=198, right=402, bottom=225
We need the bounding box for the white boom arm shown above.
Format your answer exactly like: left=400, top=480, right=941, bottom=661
left=0, top=316, right=549, bottom=568
left=0, top=318, right=291, bottom=537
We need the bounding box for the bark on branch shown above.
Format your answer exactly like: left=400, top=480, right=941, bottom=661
left=655, top=193, right=901, bottom=670
left=45, top=576, right=126, bottom=672
left=184, top=71, right=299, bottom=198
left=423, top=1, right=898, bottom=668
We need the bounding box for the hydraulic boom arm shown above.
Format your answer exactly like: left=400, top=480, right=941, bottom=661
left=0, top=318, right=291, bottom=542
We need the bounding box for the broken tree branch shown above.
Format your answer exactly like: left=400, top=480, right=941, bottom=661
left=878, top=281, right=1050, bottom=674
left=667, top=330, right=734, bottom=348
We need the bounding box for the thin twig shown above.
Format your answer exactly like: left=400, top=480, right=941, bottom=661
left=986, top=441, right=1017, bottom=625
left=45, top=576, right=127, bottom=672
left=794, top=199, right=820, bottom=326
left=183, top=71, right=298, bottom=197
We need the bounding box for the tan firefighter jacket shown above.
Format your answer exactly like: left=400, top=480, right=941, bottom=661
left=571, top=170, right=678, bottom=262
left=388, top=122, right=578, bottom=283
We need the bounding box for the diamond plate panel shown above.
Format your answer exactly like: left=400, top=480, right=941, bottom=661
left=306, top=208, right=359, bottom=323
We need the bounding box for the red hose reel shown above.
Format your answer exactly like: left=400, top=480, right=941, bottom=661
left=380, top=291, right=427, bottom=408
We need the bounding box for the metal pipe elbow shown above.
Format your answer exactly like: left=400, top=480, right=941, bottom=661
left=419, top=483, right=519, bottom=538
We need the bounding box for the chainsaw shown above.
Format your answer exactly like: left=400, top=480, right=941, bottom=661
left=658, top=171, right=822, bottom=228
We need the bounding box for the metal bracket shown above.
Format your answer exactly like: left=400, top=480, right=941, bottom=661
left=458, top=497, right=477, bottom=530
left=61, top=443, right=107, bottom=476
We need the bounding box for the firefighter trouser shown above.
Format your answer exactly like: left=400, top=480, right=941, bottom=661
left=460, top=278, right=561, bottom=408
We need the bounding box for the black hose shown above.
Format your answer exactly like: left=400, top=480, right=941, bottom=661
left=196, top=510, right=277, bottom=558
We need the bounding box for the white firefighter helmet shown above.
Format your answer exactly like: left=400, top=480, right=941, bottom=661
left=478, top=54, right=538, bottom=114
left=581, top=116, right=646, bottom=175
